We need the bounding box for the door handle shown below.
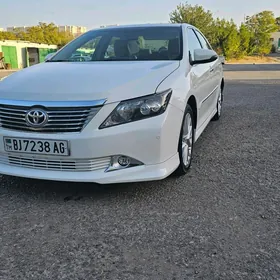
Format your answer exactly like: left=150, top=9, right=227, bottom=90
left=209, top=67, right=214, bottom=73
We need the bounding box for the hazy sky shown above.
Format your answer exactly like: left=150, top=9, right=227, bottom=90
left=1, top=0, right=280, bottom=29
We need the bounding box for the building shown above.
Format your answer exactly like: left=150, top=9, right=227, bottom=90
left=0, top=40, right=57, bottom=69
left=271, top=32, right=280, bottom=53
left=7, top=26, right=28, bottom=33
left=7, top=25, right=87, bottom=37
left=100, top=24, right=119, bottom=28
left=58, top=25, right=87, bottom=36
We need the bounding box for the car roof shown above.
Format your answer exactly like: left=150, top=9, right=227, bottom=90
left=90, top=23, right=194, bottom=31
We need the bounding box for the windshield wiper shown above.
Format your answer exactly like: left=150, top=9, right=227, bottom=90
left=46, top=60, right=70, bottom=62
left=95, top=58, right=136, bottom=61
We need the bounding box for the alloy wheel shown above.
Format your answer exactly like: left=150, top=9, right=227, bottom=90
left=217, top=89, right=222, bottom=117
left=182, top=112, right=193, bottom=166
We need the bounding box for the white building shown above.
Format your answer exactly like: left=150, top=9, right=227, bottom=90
left=271, top=32, right=280, bottom=53
left=7, top=25, right=87, bottom=37
left=7, top=26, right=28, bottom=33
left=58, top=25, right=87, bottom=36
left=0, top=40, right=57, bottom=69
left=100, top=24, right=119, bottom=28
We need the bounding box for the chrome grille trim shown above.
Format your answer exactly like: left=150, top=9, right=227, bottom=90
left=0, top=153, right=111, bottom=172
left=0, top=99, right=106, bottom=107
left=0, top=99, right=106, bottom=133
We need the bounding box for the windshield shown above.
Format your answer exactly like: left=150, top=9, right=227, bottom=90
left=49, top=26, right=183, bottom=62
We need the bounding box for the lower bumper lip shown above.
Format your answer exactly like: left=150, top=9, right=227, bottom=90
left=0, top=153, right=179, bottom=184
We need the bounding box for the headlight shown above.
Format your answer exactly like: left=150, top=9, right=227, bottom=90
left=99, top=89, right=172, bottom=129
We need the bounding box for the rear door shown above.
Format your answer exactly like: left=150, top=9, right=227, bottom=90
left=186, top=28, right=211, bottom=129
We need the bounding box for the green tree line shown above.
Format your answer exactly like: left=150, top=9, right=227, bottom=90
left=0, top=23, right=74, bottom=48
left=170, top=2, right=280, bottom=59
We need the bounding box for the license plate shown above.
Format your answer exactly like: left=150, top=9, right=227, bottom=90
left=3, top=137, right=69, bottom=156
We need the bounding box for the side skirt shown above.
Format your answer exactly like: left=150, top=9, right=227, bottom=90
left=194, top=108, right=217, bottom=143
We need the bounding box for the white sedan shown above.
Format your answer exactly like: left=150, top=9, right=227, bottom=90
left=0, top=24, right=224, bottom=184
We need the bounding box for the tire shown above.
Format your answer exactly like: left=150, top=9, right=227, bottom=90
left=174, top=104, right=195, bottom=176
left=212, top=87, right=223, bottom=121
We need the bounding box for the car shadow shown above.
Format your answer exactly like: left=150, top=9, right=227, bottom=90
left=0, top=172, right=182, bottom=203
left=0, top=119, right=224, bottom=203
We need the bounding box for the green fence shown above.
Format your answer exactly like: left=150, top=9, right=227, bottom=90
left=39, top=48, right=57, bottom=63
left=1, top=46, right=18, bottom=69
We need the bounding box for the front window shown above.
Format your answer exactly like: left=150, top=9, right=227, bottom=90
left=49, top=26, right=183, bottom=62
left=187, top=28, right=202, bottom=60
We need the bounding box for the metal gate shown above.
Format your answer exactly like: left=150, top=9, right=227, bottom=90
left=1, top=46, right=18, bottom=69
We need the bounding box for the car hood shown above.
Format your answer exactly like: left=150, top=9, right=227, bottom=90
left=0, top=61, right=180, bottom=103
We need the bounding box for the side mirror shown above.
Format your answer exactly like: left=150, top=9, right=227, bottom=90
left=191, top=49, right=218, bottom=65
left=44, top=52, right=56, bottom=61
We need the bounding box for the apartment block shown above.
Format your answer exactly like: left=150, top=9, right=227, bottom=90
left=100, top=24, right=119, bottom=28
left=6, top=25, right=87, bottom=36
left=7, top=26, right=28, bottom=33
left=58, top=25, right=87, bottom=36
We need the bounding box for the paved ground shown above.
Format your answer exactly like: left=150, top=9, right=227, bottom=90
left=224, top=64, right=280, bottom=72
left=225, top=71, right=280, bottom=80
left=0, top=70, right=16, bottom=80
left=0, top=73, right=280, bottom=279
left=223, top=64, right=280, bottom=80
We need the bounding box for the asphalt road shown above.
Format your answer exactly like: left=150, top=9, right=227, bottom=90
left=1, top=76, right=280, bottom=279
left=223, top=64, right=280, bottom=72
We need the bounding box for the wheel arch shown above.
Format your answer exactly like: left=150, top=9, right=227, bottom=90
left=221, top=78, right=225, bottom=92
left=187, top=95, right=197, bottom=129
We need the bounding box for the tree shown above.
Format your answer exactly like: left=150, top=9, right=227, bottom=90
left=170, top=2, right=216, bottom=44
left=23, top=23, right=74, bottom=46
left=169, top=3, right=242, bottom=58
left=239, top=24, right=252, bottom=57
left=245, top=11, right=278, bottom=55
left=213, top=19, right=241, bottom=59
left=0, top=31, right=17, bottom=40
left=0, top=23, right=74, bottom=47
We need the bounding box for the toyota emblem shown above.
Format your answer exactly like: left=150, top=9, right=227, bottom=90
left=25, top=108, right=48, bottom=127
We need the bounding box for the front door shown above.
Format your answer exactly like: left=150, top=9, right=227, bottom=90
left=193, top=29, right=221, bottom=118
left=186, top=28, right=213, bottom=129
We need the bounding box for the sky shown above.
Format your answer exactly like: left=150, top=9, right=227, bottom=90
left=1, top=0, right=280, bottom=30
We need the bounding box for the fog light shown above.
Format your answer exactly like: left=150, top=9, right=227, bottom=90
left=106, top=155, right=143, bottom=172
left=118, top=156, right=130, bottom=167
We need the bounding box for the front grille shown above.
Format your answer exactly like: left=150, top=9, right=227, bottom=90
left=0, top=103, right=102, bottom=133
left=0, top=153, right=111, bottom=172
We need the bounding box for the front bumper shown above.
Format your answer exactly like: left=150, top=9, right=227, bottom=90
left=0, top=103, right=183, bottom=184
left=0, top=153, right=179, bottom=184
